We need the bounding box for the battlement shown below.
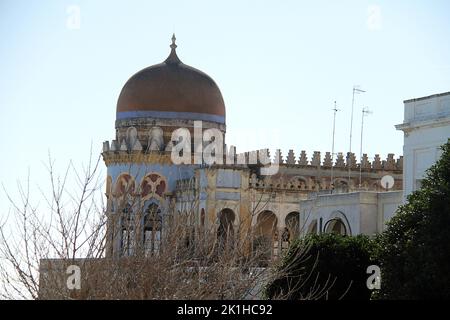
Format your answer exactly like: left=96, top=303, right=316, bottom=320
left=102, top=139, right=402, bottom=172
left=246, top=149, right=404, bottom=193
left=236, top=149, right=403, bottom=172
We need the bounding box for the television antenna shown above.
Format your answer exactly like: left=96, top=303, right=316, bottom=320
left=331, top=101, right=340, bottom=192
left=359, top=107, right=373, bottom=188
left=348, top=85, right=366, bottom=185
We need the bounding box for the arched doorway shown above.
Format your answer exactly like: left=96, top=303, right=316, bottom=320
left=254, top=211, right=278, bottom=260
left=217, top=208, right=235, bottom=248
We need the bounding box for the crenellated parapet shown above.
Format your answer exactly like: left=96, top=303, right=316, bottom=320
left=102, top=148, right=174, bottom=166
left=237, top=148, right=403, bottom=171
left=244, top=149, right=403, bottom=193
left=102, top=134, right=403, bottom=173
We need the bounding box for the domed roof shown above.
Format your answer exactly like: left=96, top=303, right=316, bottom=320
left=116, top=35, right=226, bottom=124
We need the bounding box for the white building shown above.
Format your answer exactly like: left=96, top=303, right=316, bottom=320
left=299, top=191, right=402, bottom=237
left=299, top=90, right=450, bottom=237
left=396, top=91, right=450, bottom=198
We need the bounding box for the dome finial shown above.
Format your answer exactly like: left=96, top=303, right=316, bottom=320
left=165, top=33, right=181, bottom=64
left=170, top=33, right=177, bottom=50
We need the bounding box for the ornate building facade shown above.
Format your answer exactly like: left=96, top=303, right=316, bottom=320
left=102, top=36, right=403, bottom=258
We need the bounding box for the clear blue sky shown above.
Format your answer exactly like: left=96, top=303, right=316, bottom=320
left=1, top=0, right=449, bottom=208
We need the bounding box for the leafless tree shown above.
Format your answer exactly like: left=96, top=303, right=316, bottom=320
left=0, top=150, right=106, bottom=299
left=0, top=152, right=330, bottom=300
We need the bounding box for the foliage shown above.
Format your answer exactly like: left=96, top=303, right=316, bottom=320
left=375, top=140, right=450, bottom=299
left=265, top=233, right=377, bottom=300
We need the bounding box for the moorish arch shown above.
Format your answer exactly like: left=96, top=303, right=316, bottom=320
left=285, top=211, right=300, bottom=239
left=114, top=173, right=136, bottom=198
left=254, top=211, right=278, bottom=259
left=325, top=219, right=347, bottom=235
left=120, top=202, right=134, bottom=256
left=324, top=211, right=352, bottom=236
left=143, top=202, right=162, bottom=255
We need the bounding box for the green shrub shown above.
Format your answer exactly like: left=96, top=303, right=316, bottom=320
left=265, top=233, right=377, bottom=300
left=375, top=140, right=450, bottom=299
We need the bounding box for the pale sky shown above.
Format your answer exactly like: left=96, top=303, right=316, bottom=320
left=1, top=0, right=450, bottom=211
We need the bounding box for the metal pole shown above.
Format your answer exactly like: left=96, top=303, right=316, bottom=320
left=359, top=107, right=372, bottom=188
left=348, top=86, right=365, bottom=189
left=359, top=109, right=365, bottom=188
left=348, top=88, right=356, bottom=186
left=349, top=89, right=356, bottom=154
left=331, top=101, right=339, bottom=193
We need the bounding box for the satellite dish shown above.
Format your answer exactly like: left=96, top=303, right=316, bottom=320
left=380, top=175, right=395, bottom=190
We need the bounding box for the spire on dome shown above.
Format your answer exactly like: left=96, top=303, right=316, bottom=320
left=170, top=34, right=177, bottom=50
left=165, top=33, right=181, bottom=64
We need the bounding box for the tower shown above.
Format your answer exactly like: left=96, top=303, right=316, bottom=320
left=102, top=35, right=227, bottom=256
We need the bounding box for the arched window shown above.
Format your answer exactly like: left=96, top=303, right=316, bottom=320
left=254, top=211, right=278, bottom=260
left=285, top=212, right=300, bottom=239
left=278, top=212, right=300, bottom=253
left=121, top=203, right=134, bottom=256
left=217, top=209, right=235, bottom=248
left=324, top=218, right=347, bottom=235
left=144, top=203, right=162, bottom=256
